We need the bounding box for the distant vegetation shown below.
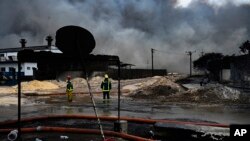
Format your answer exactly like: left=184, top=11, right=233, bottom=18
left=193, top=53, right=224, bottom=80
left=193, top=40, right=250, bottom=80
left=239, top=40, right=250, bottom=55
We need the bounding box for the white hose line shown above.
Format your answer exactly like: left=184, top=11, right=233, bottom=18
left=86, top=73, right=105, bottom=140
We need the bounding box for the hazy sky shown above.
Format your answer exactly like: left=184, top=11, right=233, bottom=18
left=0, top=0, right=249, bottom=73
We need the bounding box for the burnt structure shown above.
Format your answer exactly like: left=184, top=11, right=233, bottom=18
left=17, top=25, right=166, bottom=80
left=18, top=26, right=119, bottom=80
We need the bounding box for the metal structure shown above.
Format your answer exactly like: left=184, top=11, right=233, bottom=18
left=17, top=56, right=21, bottom=140
left=16, top=53, right=122, bottom=140
left=186, top=51, right=196, bottom=76
left=16, top=25, right=123, bottom=140
left=151, top=48, right=155, bottom=76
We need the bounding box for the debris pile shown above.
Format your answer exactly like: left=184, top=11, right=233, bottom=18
left=131, top=85, right=178, bottom=99
left=127, top=76, right=247, bottom=103
left=170, top=84, right=242, bottom=103
left=201, top=84, right=240, bottom=100
left=129, top=76, right=183, bottom=99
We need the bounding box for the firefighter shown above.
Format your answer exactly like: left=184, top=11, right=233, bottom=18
left=66, top=75, right=73, bottom=102
left=101, top=74, right=112, bottom=100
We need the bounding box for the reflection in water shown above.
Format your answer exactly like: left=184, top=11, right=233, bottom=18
left=0, top=95, right=250, bottom=125
left=65, top=106, right=73, bottom=114
left=101, top=101, right=112, bottom=116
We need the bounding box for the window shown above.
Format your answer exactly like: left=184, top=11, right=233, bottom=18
left=1, top=67, right=5, bottom=72
left=27, top=67, right=31, bottom=70
left=8, top=56, right=13, bottom=61
left=9, top=67, right=16, bottom=72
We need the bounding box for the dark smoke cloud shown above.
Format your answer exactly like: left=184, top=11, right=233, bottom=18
left=0, top=0, right=249, bottom=73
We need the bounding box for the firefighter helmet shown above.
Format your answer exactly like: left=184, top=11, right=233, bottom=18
left=67, top=75, right=71, bottom=80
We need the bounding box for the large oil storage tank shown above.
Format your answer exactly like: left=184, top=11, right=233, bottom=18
left=55, top=25, right=96, bottom=57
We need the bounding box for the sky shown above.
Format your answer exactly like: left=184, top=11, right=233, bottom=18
left=0, top=0, right=249, bottom=73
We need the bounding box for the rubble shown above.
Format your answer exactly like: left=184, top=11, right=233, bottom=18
left=126, top=76, right=248, bottom=104
left=201, top=84, right=240, bottom=100
left=129, top=76, right=184, bottom=99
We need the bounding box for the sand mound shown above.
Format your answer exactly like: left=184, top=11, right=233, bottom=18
left=71, top=77, right=87, bottom=88
left=89, top=76, right=104, bottom=84
left=13, top=80, right=59, bottom=91
left=122, top=77, right=160, bottom=92
left=50, top=80, right=67, bottom=88
left=0, top=87, right=16, bottom=94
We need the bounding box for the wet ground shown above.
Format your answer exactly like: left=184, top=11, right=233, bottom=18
left=1, top=94, right=250, bottom=124
left=1, top=93, right=250, bottom=140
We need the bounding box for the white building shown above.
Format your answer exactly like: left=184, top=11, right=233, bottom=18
left=0, top=45, right=61, bottom=84
left=0, top=52, right=36, bottom=76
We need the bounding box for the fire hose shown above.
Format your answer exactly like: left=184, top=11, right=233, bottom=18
left=7, top=130, right=18, bottom=141
left=86, top=73, right=105, bottom=140
left=0, top=126, right=154, bottom=141
left=0, top=115, right=229, bottom=141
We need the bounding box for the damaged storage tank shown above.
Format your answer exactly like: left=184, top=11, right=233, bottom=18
left=55, top=25, right=96, bottom=57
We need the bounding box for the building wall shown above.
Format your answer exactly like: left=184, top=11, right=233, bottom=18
left=23, top=62, right=37, bottom=76
left=0, top=51, right=39, bottom=76
left=56, top=71, right=84, bottom=81
left=0, top=63, right=18, bottom=72
left=221, top=69, right=231, bottom=81
left=0, top=62, right=37, bottom=76
left=230, top=55, right=250, bottom=87
left=107, top=68, right=167, bottom=79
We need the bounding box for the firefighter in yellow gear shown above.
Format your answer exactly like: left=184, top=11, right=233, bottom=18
left=101, top=74, right=112, bottom=100
left=66, top=75, right=73, bottom=102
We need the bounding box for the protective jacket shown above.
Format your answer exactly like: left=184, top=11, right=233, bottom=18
left=101, top=78, right=111, bottom=92
left=66, top=81, right=73, bottom=92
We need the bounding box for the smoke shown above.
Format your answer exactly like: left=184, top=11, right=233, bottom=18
left=0, top=0, right=249, bottom=73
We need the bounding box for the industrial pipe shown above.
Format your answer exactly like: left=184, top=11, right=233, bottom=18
left=0, top=126, right=154, bottom=141
left=7, top=130, right=18, bottom=141
left=0, top=114, right=229, bottom=128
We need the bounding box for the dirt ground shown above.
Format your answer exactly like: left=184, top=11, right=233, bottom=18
left=0, top=75, right=249, bottom=105
left=0, top=76, right=250, bottom=139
